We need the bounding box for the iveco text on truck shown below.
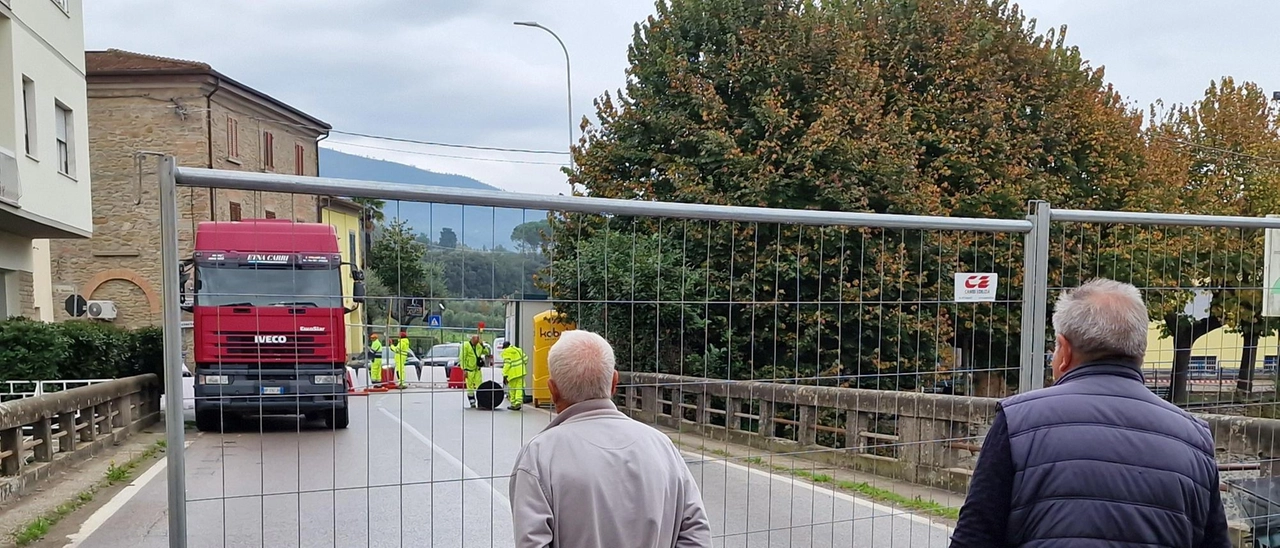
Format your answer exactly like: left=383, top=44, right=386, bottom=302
left=182, top=219, right=365, bottom=432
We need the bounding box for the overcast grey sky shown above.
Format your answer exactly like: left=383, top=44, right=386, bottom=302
left=85, top=1, right=1280, bottom=195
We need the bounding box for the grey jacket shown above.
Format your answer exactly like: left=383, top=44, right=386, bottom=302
left=509, top=399, right=713, bottom=548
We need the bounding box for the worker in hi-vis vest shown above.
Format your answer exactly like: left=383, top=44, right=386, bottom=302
left=393, top=331, right=411, bottom=389
left=500, top=340, right=529, bottom=411
left=368, top=334, right=383, bottom=386
left=459, top=335, right=489, bottom=408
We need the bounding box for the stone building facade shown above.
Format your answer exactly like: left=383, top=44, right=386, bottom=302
left=49, top=50, right=331, bottom=332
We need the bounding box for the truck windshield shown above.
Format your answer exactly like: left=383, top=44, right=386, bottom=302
left=197, top=266, right=343, bottom=308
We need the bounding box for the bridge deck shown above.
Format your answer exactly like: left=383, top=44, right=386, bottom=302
left=66, top=379, right=952, bottom=547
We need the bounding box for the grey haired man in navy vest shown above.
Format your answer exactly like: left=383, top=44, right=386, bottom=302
left=950, top=278, right=1230, bottom=548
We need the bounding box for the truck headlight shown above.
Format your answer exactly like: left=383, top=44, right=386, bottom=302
left=200, top=375, right=231, bottom=385
left=313, top=375, right=340, bottom=384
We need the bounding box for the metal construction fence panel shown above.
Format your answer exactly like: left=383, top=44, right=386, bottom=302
left=152, top=157, right=1036, bottom=548
left=146, top=157, right=1280, bottom=547
left=1040, top=206, right=1280, bottom=534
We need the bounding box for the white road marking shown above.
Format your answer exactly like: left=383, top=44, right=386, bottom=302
left=63, top=440, right=195, bottom=547
left=679, top=449, right=954, bottom=534
left=376, top=406, right=512, bottom=512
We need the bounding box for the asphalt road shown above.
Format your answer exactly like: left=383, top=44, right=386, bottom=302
left=66, top=376, right=951, bottom=547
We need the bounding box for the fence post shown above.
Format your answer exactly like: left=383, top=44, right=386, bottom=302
left=1019, top=200, right=1051, bottom=393
left=159, top=155, right=189, bottom=548
left=759, top=399, right=775, bottom=439
left=696, top=387, right=710, bottom=426
left=78, top=407, right=94, bottom=442
left=0, top=427, right=21, bottom=475
left=846, top=411, right=862, bottom=451
left=95, top=403, right=110, bottom=436
left=58, top=412, right=77, bottom=452
left=112, top=397, right=126, bottom=428
left=798, top=405, right=817, bottom=447
left=32, top=418, right=54, bottom=462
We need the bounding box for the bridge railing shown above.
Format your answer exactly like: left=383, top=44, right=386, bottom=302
left=618, top=372, right=1280, bottom=493
left=1, top=379, right=116, bottom=403
left=0, top=374, right=161, bottom=479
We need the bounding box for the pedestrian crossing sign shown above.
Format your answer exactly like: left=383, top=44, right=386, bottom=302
left=427, top=314, right=443, bottom=328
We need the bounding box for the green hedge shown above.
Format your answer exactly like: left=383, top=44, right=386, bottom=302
left=0, top=318, right=163, bottom=384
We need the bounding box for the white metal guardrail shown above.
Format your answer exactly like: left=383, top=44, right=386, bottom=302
left=0, top=379, right=115, bottom=402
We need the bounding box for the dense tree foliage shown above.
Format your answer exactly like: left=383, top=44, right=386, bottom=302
left=1139, top=78, right=1280, bottom=400
left=438, top=227, right=459, bottom=249
left=368, top=220, right=444, bottom=298
left=546, top=0, right=1150, bottom=389
left=511, top=220, right=552, bottom=253
left=426, top=245, right=546, bottom=300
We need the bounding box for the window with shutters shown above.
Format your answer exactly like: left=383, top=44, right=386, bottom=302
left=294, top=143, right=305, bottom=175
left=229, top=201, right=242, bottom=221
left=227, top=116, right=239, bottom=159
left=262, top=131, right=275, bottom=169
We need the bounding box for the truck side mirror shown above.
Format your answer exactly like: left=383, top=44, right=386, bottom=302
left=179, top=264, right=195, bottom=313
left=352, top=268, right=365, bottom=282
left=352, top=280, right=366, bottom=303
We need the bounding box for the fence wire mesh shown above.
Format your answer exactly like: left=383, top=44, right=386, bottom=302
left=1045, top=213, right=1280, bottom=536
left=149, top=163, right=1280, bottom=547
left=159, top=164, right=1032, bottom=547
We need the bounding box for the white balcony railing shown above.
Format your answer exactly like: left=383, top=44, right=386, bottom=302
left=0, top=146, right=20, bottom=206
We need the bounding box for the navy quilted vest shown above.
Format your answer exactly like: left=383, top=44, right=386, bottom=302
left=999, top=360, right=1218, bottom=547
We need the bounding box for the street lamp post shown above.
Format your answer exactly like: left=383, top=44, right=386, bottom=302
left=514, top=21, right=574, bottom=170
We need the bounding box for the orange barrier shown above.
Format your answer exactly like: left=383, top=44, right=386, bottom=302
left=447, top=366, right=466, bottom=389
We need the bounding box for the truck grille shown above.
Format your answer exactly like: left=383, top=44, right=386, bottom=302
left=215, top=331, right=324, bottom=360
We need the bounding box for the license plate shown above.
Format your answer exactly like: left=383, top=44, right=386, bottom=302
left=261, top=386, right=284, bottom=395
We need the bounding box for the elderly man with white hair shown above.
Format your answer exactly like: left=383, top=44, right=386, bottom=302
left=509, top=329, right=712, bottom=548
left=950, top=278, right=1229, bottom=548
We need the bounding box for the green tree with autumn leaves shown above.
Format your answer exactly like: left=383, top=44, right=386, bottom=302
left=1143, top=78, right=1280, bottom=400
left=544, top=0, right=1152, bottom=390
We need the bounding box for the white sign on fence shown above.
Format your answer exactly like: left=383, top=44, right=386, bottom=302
left=1264, top=219, right=1280, bottom=317
left=954, top=272, right=998, bottom=302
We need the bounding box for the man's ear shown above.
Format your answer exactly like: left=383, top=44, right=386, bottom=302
left=549, top=379, right=560, bottom=402
left=1054, top=334, right=1073, bottom=377
left=610, top=370, right=619, bottom=395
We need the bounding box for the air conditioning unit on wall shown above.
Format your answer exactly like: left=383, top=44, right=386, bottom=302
left=86, top=300, right=117, bottom=321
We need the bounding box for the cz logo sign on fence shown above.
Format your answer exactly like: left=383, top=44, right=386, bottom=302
left=954, top=272, right=998, bottom=302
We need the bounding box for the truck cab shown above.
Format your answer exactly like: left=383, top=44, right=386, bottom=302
left=183, top=220, right=364, bottom=432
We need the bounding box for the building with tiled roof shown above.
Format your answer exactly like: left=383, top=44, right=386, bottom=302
left=49, top=49, right=353, bottom=350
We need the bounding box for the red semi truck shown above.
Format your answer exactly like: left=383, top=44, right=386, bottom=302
left=182, top=219, right=365, bottom=432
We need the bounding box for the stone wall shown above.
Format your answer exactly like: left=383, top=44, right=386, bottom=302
left=617, top=372, right=1280, bottom=496
left=18, top=270, right=34, bottom=319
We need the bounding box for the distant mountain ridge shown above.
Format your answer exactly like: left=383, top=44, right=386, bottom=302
left=319, top=148, right=541, bottom=249
left=319, top=148, right=499, bottom=191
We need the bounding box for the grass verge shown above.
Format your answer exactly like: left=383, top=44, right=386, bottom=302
left=10, top=439, right=166, bottom=546
left=675, top=440, right=960, bottom=521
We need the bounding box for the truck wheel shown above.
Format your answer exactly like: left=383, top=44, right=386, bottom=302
left=195, top=410, right=223, bottom=433
left=325, top=406, right=349, bottom=430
